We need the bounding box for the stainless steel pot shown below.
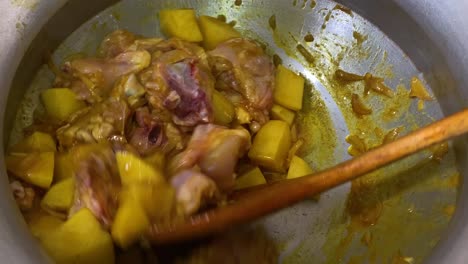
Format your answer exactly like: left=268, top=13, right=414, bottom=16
left=0, top=0, right=467, bottom=263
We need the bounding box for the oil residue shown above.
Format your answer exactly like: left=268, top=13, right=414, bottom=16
left=296, top=44, right=315, bottom=64
left=346, top=134, right=367, bottom=157
left=383, top=126, right=404, bottom=144
left=323, top=155, right=457, bottom=264
left=391, top=251, right=414, bottom=264
left=328, top=174, right=384, bottom=263
left=347, top=178, right=384, bottom=229
left=381, top=85, right=412, bottom=122
left=353, top=31, right=368, bottom=46
left=333, top=4, right=353, bottom=16
left=410, top=76, right=434, bottom=101
left=273, top=54, right=283, bottom=67
left=304, top=33, right=314, bottom=42
left=297, top=83, right=338, bottom=170
left=269, top=15, right=277, bottom=31
left=11, top=0, right=38, bottom=10
left=322, top=10, right=332, bottom=29
left=443, top=205, right=456, bottom=217
left=217, top=14, right=227, bottom=22
left=310, top=0, right=317, bottom=9
left=324, top=61, right=456, bottom=263
left=429, top=142, right=449, bottom=162
left=237, top=0, right=458, bottom=262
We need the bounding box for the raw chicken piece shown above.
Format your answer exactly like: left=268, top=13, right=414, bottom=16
left=111, top=74, right=147, bottom=109
left=127, top=106, right=188, bottom=155
left=98, top=30, right=138, bottom=58
left=171, top=170, right=219, bottom=215
left=163, top=122, right=187, bottom=154
left=10, top=181, right=35, bottom=211
left=128, top=107, right=166, bottom=155
left=138, top=39, right=215, bottom=127
left=126, top=38, right=165, bottom=53
left=147, top=38, right=210, bottom=66
left=168, top=124, right=251, bottom=191
left=164, top=59, right=214, bottom=126
left=208, top=38, right=275, bottom=110
left=64, top=50, right=151, bottom=102
left=70, top=144, right=121, bottom=228
left=57, top=98, right=131, bottom=149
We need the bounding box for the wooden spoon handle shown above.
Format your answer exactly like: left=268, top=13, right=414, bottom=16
left=149, top=109, right=468, bottom=244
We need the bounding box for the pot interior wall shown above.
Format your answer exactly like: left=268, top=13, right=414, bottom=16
left=3, top=0, right=467, bottom=263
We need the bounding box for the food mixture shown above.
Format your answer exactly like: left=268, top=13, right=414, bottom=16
left=5, top=10, right=313, bottom=263
left=5, top=5, right=447, bottom=263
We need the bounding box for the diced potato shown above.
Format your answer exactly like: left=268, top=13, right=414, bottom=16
left=288, top=156, right=319, bottom=200
left=274, top=65, right=305, bottom=111
left=6, top=152, right=54, bottom=189
left=10, top=132, right=56, bottom=153
left=159, top=9, right=203, bottom=42
left=199, top=15, right=241, bottom=50
left=270, top=104, right=296, bottom=125
left=41, top=208, right=114, bottom=264
left=248, top=120, right=292, bottom=172
left=54, top=152, right=74, bottom=182
left=41, top=178, right=75, bottom=212
left=121, top=184, right=175, bottom=221
left=235, top=167, right=266, bottom=190
left=111, top=196, right=150, bottom=249
left=212, top=90, right=235, bottom=125
left=27, top=212, right=64, bottom=239
left=287, top=156, right=313, bottom=179
left=116, top=151, right=165, bottom=186
left=41, top=88, right=86, bottom=122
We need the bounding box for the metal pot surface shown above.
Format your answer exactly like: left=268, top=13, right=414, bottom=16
left=0, top=0, right=467, bottom=263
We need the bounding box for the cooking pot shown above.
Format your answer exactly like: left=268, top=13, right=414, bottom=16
left=0, top=0, right=467, bottom=263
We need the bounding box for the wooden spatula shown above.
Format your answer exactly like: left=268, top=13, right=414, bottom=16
left=148, top=109, right=468, bottom=244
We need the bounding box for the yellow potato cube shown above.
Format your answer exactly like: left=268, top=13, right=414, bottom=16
left=41, top=177, right=75, bottom=212
left=212, top=90, right=235, bottom=125
left=27, top=212, right=64, bottom=239
left=54, top=152, right=74, bottom=182
left=274, top=65, right=305, bottom=111
left=116, top=151, right=166, bottom=186
left=121, top=184, right=175, bottom=221
left=199, top=15, right=241, bottom=50
left=41, top=88, right=85, bottom=122
left=287, top=155, right=313, bottom=179
left=111, top=196, right=150, bottom=249
left=159, top=9, right=203, bottom=42
left=144, top=151, right=166, bottom=173
left=248, top=120, right=292, bottom=172
left=235, top=167, right=266, bottom=190
left=270, top=104, right=296, bottom=125
left=41, top=208, right=114, bottom=264
left=6, top=152, right=54, bottom=189
left=287, top=156, right=319, bottom=200
left=10, top=131, right=56, bottom=153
